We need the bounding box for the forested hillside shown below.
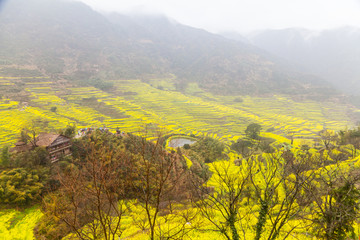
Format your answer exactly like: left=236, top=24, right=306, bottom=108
left=0, top=0, right=337, bottom=96
left=3, top=125, right=360, bottom=239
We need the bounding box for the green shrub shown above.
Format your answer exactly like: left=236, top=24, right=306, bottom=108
left=245, top=123, right=262, bottom=140
left=0, top=146, right=10, bottom=167
left=234, top=97, right=243, bottom=103
left=266, top=127, right=275, bottom=132
left=191, top=137, right=225, bottom=163
left=0, top=168, right=47, bottom=205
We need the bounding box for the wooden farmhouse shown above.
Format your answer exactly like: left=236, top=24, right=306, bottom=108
left=11, top=133, right=71, bottom=162
left=36, top=133, right=72, bottom=161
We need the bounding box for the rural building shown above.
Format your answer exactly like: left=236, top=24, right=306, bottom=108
left=11, top=141, right=32, bottom=152
left=11, top=133, right=71, bottom=162
left=36, top=133, right=72, bottom=161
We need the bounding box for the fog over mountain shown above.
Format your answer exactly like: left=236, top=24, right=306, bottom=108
left=77, top=0, right=360, bottom=34
left=70, top=0, right=360, bottom=97
left=0, top=0, right=338, bottom=99
left=244, top=27, right=360, bottom=95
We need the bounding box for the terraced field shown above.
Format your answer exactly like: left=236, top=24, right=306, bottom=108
left=1, top=77, right=359, bottom=239
left=0, top=78, right=356, bottom=147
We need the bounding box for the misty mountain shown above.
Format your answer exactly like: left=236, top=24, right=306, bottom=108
left=246, top=27, right=360, bottom=95
left=0, top=0, right=337, bottom=97
left=218, top=31, right=250, bottom=44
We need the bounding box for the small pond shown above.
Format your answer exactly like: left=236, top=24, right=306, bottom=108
left=168, top=138, right=196, bottom=148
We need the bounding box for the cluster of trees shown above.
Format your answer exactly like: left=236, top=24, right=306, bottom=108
left=35, top=130, right=203, bottom=240
left=0, top=168, right=48, bottom=205
left=38, top=126, right=360, bottom=239
left=0, top=123, right=76, bottom=207
left=231, top=123, right=275, bottom=157
left=194, top=148, right=360, bottom=240
left=198, top=124, right=360, bottom=240
left=187, top=136, right=226, bottom=163
left=0, top=134, right=51, bottom=207
left=2, top=123, right=360, bottom=239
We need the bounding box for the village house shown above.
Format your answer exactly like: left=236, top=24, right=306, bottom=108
left=11, top=133, right=72, bottom=162
left=36, top=133, right=72, bottom=161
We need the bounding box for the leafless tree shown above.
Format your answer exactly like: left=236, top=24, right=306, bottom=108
left=125, top=129, right=195, bottom=240
left=191, top=148, right=317, bottom=240
left=302, top=157, right=360, bottom=240
left=318, top=129, right=338, bottom=150
left=191, top=159, right=253, bottom=240
left=21, top=118, right=49, bottom=147
left=251, top=149, right=317, bottom=240
left=44, top=141, right=131, bottom=239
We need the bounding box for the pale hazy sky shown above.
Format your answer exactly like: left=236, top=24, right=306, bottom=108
left=77, top=0, right=360, bottom=33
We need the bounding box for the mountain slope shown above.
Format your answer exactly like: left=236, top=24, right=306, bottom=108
left=247, top=27, right=360, bottom=95
left=0, top=0, right=337, bottom=97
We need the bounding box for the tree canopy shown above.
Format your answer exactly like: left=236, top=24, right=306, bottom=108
left=245, top=123, right=262, bottom=140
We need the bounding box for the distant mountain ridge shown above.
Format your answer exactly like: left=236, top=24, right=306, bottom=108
left=246, top=27, right=360, bottom=95
left=0, top=0, right=338, bottom=97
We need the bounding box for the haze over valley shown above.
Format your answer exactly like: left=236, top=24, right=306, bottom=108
left=1, top=0, right=360, bottom=239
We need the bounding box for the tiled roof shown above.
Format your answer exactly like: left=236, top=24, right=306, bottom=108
left=36, top=133, right=61, bottom=147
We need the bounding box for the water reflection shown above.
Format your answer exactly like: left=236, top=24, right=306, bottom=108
left=168, top=138, right=196, bottom=148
